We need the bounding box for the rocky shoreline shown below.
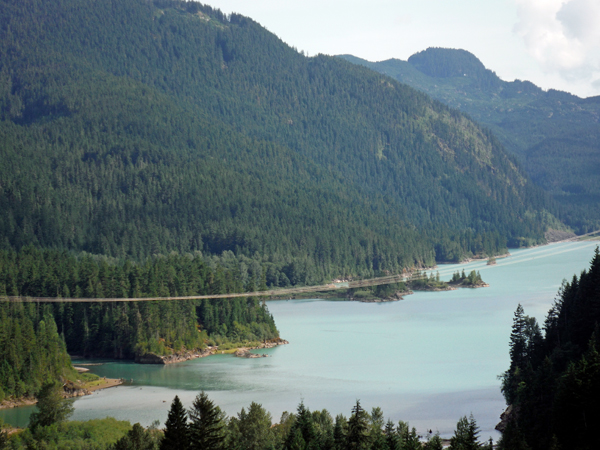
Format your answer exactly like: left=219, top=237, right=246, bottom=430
left=135, top=346, right=217, bottom=364
left=136, top=338, right=290, bottom=364
left=0, top=377, right=124, bottom=410
left=448, top=281, right=490, bottom=289
left=411, top=285, right=457, bottom=292
left=470, top=252, right=511, bottom=263
left=350, top=290, right=412, bottom=302
left=232, top=338, right=290, bottom=358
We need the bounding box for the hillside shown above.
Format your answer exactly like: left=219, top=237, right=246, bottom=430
left=339, top=49, right=600, bottom=233
left=0, top=0, right=562, bottom=278
left=499, top=248, right=600, bottom=450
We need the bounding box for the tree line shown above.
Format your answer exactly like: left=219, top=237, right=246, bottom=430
left=0, top=246, right=280, bottom=397
left=0, top=301, right=75, bottom=402
left=5, top=383, right=495, bottom=450
left=498, top=247, right=600, bottom=450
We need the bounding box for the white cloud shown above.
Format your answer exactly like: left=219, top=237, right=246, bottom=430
left=514, top=0, right=600, bottom=87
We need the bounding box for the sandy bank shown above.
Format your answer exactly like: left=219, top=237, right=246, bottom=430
left=0, top=377, right=124, bottom=410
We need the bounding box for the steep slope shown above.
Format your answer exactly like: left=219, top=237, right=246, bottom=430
left=0, top=0, right=558, bottom=276
left=499, top=248, right=600, bottom=450
left=339, top=49, right=600, bottom=233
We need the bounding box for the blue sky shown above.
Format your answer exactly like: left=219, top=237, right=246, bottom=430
left=204, top=0, right=600, bottom=98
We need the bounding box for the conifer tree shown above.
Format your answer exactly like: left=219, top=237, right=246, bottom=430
left=384, top=419, right=400, bottom=450
left=285, top=401, right=317, bottom=450
left=112, top=422, right=159, bottom=450
left=333, top=414, right=347, bottom=450
left=369, top=407, right=386, bottom=450
left=423, top=432, right=443, bottom=450
left=346, top=400, right=369, bottom=450
left=188, top=392, right=225, bottom=450
left=449, top=414, right=480, bottom=450
left=161, top=395, right=189, bottom=450
left=28, top=382, right=74, bottom=430
left=233, top=402, right=274, bottom=450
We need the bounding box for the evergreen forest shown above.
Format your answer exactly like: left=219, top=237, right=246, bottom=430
left=0, top=0, right=588, bottom=436
left=5, top=389, right=494, bottom=450
left=0, top=301, right=75, bottom=402
left=340, top=49, right=600, bottom=233
left=0, top=0, right=559, bottom=274
left=498, top=247, right=600, bottom=450
left=0, top=247, right=279, bottom=362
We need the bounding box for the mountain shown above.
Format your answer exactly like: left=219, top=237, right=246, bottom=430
left=0, top=0, right=560, bottom=282
left=339, top=49, right=600, bottom=233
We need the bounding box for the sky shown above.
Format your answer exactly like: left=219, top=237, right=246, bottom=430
left=203, top=0, right=600, bottom=98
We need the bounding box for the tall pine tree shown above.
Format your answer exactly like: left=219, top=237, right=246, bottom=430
left=161, top=395, right=189, bottom=450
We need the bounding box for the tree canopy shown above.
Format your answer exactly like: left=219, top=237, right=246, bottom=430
left=499, top=247, right=600, bottom=450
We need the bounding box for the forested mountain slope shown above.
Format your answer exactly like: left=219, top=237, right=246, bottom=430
left=340, top=49, right=600, bottom=233
left=0, top=0, right=561, bottom=276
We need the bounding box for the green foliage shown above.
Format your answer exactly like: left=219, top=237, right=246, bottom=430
left=0, top=302, right=75, bottom=399
left=346, top=400, right=369, bottom=450
left=408, top=271, right=448, bottom=290
left=0, top=424, right=7, bottom=450
left=29, top=382, right=74, bottom=430
left=227, top=402, right=275, bottom=450
left=333, top=414, right=347, bottom=450
left=9, top=417, right=133, bottom=449
left=0, top=0, right=555, bottom=282
left=552, top=340, right=600, bottom=450
left=161, top=395, right=189, bottom=450
left=284, top=401, right=317, bottom=450
left=384, top=420, right=400, bottom=450
left=0, top=247, right=279, bottom=360
left=499, top=247, right=600, bottom=450
left=449, top=270, right=483, bottom=286
left=449, top=415, right=481, bottom=450
left=368, top=408, right=385, bottom=450
left=188, top=392, right=226, bottom=450
left=111, top=423, right=161, bottom=450
left=408, top=48, right=501, bottom=88
left=340, top=50, right=600, bottom=233
left=423, top=432, right=443, bottom=450
left=9, top=394, right=493, bottom=450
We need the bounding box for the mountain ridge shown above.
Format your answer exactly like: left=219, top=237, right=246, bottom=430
left=339, top=48, right=600, bottom=233
left=0, top=0, right=560, bottom=278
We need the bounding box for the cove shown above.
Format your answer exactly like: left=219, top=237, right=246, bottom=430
left=1, top=241, right=597, bottom=439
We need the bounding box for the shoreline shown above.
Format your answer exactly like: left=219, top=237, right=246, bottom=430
left=231, top=339, right=290, bottom=358
left=136, top=337, right=290, bottom=364
left=0, top=377, right=124, bottom=411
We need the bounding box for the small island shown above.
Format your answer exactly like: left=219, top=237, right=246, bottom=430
left=449, top=269, right=488, bottom=288
left=408, top=269, right=488, bottom=291
left=341, top=268, right=489, bottom=302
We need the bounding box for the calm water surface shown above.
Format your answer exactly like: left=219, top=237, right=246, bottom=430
left=2, top=242, right=597, bottom=439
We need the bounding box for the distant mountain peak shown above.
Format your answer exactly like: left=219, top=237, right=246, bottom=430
left=407, top=47, right=490, bottom=80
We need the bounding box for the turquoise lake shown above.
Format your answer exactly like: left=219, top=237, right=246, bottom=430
left=2, top=241, right=598, bottom=439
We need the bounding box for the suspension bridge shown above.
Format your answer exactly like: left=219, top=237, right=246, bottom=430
left=1, top=230, right=598, bottom=303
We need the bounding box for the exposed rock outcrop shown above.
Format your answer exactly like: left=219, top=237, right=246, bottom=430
left=545, top=229, right=576, bottom=243
left=496, top=404, right=517, bottom=433
left=234, top=349, right=269, bottom=358
left=137, top=340, right=289, bottom=364
left=135, top=347, right=217, bottom=365
left=232, top=338, right=289, bottom=358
